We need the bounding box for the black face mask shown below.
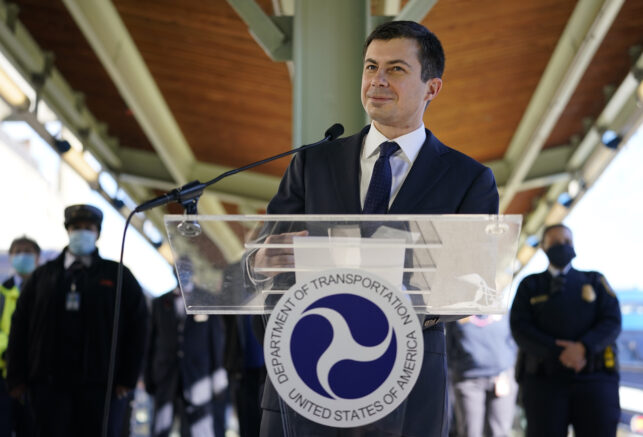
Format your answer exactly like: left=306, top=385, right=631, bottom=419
left=546, top=243, right=576, bottom=268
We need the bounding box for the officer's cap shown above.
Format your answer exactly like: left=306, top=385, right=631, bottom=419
left=64, top=204, right=103, bottom=231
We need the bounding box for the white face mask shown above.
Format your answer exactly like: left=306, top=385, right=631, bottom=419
left=68, top=230, right=97, bottom=256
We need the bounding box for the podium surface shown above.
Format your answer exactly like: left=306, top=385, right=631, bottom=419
left=165, top=214, right=521, bottom=316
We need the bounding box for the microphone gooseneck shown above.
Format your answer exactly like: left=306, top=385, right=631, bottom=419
left=134, top=123, right=345, bottom=213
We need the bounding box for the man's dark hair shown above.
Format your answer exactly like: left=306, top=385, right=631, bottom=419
left=9, top=236, right=41, bottom=255
left=363, top=20, right=445, bottom=82
left=541, top=224, right=572, bottom=245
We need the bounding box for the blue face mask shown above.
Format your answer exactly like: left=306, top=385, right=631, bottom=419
left=69, top=230, right=97, bottom=256
left=11, top=253, right=37, bottom=275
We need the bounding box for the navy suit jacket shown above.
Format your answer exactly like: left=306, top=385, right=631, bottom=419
left=268, top=125, right=498, bottom=216
left=263, top=125, right=499, bottom=437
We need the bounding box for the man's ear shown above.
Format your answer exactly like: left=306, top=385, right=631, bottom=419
left=425, top=77, right=443, bottom=102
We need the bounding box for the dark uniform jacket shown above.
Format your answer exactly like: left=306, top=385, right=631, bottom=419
left=262, top=125, right=499, bottom=437
left=510, top=267, right=621, bottom=380
left=6, top=248, right=148, bottom=390
left=144, top=290, right=225, bottom=406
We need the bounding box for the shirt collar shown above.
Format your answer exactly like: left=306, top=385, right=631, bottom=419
left=548, top=263, right=572, bottom=276
left=363, top=122, right=426, bottom=163
left=64, top=250, right=93, bottom=270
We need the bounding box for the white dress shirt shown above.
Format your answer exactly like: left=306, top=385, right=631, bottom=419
left=359, top=122, right=426, bottom=209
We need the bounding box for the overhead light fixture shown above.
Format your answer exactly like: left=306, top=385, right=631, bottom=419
left=557, top=192, right=573, bottom=208
left=567, top=177, right=583, bottom=198
left=99, top=172, right=119, bottom=197
left=0, top=66, right=28, bottom=109
left=62, top=149, right=99, bottom=185
left=111, top=197, right=125, bottom=210
left=54, top=139, right=71, bottom=153
left=143, top=220, right=164, bottom=246
left=83, top=150, right=102, bottom=172
left=0, top=98, right=12, bottom=120
left=601, top=129, right=622, bottom=149
left=60, top=126, right=84, bottom=151
left=526, top=235, right=540, bottom=247
left=544, top=202, right=569, bottom=225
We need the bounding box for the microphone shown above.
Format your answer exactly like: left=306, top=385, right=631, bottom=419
left=134, top=123, right=344, bottom=213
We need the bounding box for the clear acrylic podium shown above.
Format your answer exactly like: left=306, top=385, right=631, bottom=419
left=164, top=214, right=522, bottom=435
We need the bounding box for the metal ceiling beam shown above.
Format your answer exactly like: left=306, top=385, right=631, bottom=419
left=487, top=144, right=574, bottom=188
left=226, top=0, right=292, bottom=61
left=0, top=3, right=122, bottom=169
left=62, top=0, right=243, bottom=261
left=516, top=54, right=643, bottom=264
left=117, top=147, right=279, bottom=210
left=394, top=0, right=438, bottom=22
left=498, top=0, right=624, bottom=212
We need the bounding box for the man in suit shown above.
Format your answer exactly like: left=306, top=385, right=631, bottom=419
left=510, top=224, right=621, bottom=437
left=257, top=21, right=498, bottom=437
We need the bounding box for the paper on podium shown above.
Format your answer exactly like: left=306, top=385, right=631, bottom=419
left=293, top=236, right=406, bottom=289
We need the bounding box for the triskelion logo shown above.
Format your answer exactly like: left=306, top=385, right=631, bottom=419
left=264, top=269, right=423, bottom=428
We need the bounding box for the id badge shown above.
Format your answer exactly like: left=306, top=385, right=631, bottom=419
left=66, top=283, right=81, bottom=311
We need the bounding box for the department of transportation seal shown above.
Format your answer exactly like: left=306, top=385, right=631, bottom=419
left=264, top=268, right=423, bottom=428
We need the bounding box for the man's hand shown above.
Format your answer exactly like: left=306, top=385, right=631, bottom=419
left=556, top=339, right=586, bottom=373
left=253, top=231, right=309, bottom=278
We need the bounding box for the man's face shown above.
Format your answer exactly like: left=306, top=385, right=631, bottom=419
left=361, top=38, right=442, bottom=135
left=542, top=226, right=574, bottom=252
left=9, top=242, right=40, bottom=276
left=67, top=221, right=99, bottom=256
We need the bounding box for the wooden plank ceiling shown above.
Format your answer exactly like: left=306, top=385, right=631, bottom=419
left=11, top=0, right=643, bottom=220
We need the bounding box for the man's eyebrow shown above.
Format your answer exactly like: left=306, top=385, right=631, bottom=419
left=364, top=58, right=412, bottom=68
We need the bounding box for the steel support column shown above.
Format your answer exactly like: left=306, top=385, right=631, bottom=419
left=293, top=0, right=369, bottom=145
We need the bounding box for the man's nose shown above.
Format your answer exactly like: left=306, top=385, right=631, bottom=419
left=371, top=70, right=388, bottom=87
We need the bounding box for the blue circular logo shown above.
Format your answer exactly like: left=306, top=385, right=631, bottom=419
left=290, top=294, right=397, bottom=399
left=264, top=269, right=423, bottom=428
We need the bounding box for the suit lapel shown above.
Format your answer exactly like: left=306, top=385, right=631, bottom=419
left=390, top=130, right=450, bottom=213
left=327, top=127, right=367, bottom=213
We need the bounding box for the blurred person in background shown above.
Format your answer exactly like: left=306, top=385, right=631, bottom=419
left=6, top=204, right=149, bottom=437
left=223, top=313, right=265, bottom=437
left=145, top=276, right=228, bottom=437
left=510, top=224, right=621, bottom=437
left=0, top=236, right=40, bottom=437
left=446, top=315, right=517, bottom=437
left=222, top=259, right=265, bottom=437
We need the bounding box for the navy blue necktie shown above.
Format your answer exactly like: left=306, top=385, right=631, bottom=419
left=363, top=141, right=400, bottom=214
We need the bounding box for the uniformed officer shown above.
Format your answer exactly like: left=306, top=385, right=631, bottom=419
left=510, top=223, right=621, bottom=437
left=6, top=204, right=149, bottom=437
